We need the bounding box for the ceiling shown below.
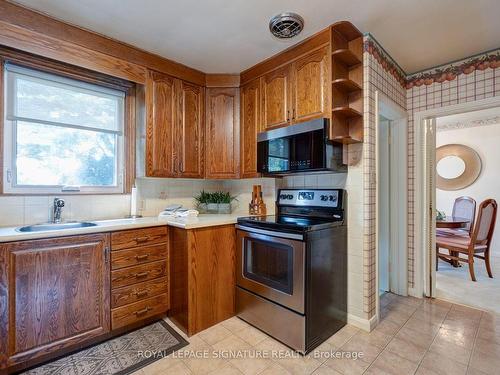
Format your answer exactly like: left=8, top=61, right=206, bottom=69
left=11, top=0, right=500, bottom=74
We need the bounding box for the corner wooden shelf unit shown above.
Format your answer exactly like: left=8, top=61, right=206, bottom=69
left=329, top=22, right=364, bottom=144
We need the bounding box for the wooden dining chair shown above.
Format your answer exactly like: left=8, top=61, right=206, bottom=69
left=437, top=196, right=476, bottom=237
left=436, top=199, right=497, bottom=281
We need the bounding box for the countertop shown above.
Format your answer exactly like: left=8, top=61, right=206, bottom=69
left=0, top=213, right=247, bottom=243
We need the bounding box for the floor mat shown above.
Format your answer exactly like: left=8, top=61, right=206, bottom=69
left=22, top=320, right=188, bottom=375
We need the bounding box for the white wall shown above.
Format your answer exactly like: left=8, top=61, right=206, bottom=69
left=436, top=122, right=500, bottom=255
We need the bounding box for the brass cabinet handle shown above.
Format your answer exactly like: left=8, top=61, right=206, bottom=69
left=135, top=307, right=151, bottom=316
left=287, top=110, right=290, bottom=122
left=135, top=236, right=149, bottom=243
left=135, top=271, right=149, bottom=279
left=292, top=108, right=295, bottom=120
left=135, top=290, right=149, bottom=298
left=135, top=254, right=149, bottom=261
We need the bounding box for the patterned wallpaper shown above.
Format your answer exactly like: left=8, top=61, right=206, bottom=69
left=363, top=33, right=500, bottom=296
left=406, top=50, right=500, bottom=288
left=362, top=35, right=407, bottom=318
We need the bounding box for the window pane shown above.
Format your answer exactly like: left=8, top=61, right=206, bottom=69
left=16, top=121, right=117, bottom=187
left=15, top=75, right=121, bottom=131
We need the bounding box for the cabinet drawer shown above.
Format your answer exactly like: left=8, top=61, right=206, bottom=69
left=111, top=293, right=169, bottom=329
left=111, top=227, right=168, bottom=251
left=111, top=277, right=168, bottom=308
left=111, top=260, right=167, bottom=289
left=111, top=243, right=168, bottom=270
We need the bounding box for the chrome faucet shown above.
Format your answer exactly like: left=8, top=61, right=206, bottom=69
left=52, top=198, right=65, bottom=224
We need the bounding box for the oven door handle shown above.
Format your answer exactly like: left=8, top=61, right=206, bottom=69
left=235, top=225, right=304, bottom=241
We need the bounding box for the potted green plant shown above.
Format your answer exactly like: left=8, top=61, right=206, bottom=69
left=194, top=190, right=237, bottom=214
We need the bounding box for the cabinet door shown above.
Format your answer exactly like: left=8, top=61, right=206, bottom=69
left=3, top=234, right=110, bottom=367
left=291, top=46, right=329, bottom=123
left=261, top=65, right=292, bottom=130
left=240, top=79, right=261, bottom=178
left=145, top=70, right=177, bottom=177
left=205, top=88, right=240, bottom=179
left=177, top=81, right=204, bottom=178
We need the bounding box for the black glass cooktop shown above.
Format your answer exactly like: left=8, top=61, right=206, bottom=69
left=237, top=214, right=343, bottom=233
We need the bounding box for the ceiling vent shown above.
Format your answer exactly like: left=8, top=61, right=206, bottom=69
left=269, top=12, right=304, bottom=39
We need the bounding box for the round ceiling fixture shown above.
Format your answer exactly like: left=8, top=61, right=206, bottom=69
left=269, top=12, right=304, bottom=39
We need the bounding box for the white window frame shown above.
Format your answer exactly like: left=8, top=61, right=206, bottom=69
left=3, top=64, right=125, bottom=194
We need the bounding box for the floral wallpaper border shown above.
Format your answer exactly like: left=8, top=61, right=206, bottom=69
left=364, top=34, right=500, bottom=90
left=364, top=37, right=406, bottom=87
left=405, top=50, right=500, bottom=89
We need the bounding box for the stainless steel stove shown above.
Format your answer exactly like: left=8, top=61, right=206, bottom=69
left=235, top=189, right=347, bottom=353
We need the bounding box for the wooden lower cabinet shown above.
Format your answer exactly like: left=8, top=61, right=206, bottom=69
left=111, top=293, right=169, bottom=329
left=0, top=226, right=171, bottom=373
left=111, top=277, right=168, bottom=308
left=0, top=234, right=110, bottom=372
left=110, top=227, right=170, bottom=330
left=169, top=225, right=236, bottom=336
left=0, top=223, right=235, bottom=371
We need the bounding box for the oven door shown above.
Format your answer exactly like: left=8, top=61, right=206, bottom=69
left=236, top=228, right=305, bottom=314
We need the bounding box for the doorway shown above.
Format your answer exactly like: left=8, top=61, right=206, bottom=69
left=376, top=92, right=408, bottom=317
left=414, top=96, right=500, bottom=313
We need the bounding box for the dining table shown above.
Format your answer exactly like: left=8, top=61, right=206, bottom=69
left=436, top=216, right=470, bottom=267
left=436, top=216, right=470, bottom=229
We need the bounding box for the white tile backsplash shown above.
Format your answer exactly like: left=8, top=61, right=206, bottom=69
left=279, top=172, right=347, bottom=189
left=136, top=177, right=276, bottom=216
left=0, top=194, right=131, bottom=227
left=0, top=173, right=347, bottom=228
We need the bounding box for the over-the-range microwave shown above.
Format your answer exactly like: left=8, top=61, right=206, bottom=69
left=257, top=118, right=346, bottom=175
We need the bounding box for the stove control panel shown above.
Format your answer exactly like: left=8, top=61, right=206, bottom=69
left=277, top=189, right=342, bottom=208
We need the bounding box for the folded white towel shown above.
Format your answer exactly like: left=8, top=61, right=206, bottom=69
left=175, top=209, right=199, bottom=218
left=158, top=209, right=199, bottom=218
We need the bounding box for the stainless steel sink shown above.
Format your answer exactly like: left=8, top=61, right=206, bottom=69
left=17, top=221, right=98, bottom=232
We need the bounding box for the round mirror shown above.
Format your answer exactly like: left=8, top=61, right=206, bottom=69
left=436, top=144, right=482, bottom=191
left=437, top=155, right=466, bottom=179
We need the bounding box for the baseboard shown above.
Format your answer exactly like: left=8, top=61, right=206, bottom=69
left=408, top=287, right=423, bottom=298
left=347, top=313, right=379, bottom=332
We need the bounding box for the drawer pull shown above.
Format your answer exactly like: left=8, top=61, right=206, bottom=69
left=135, top=254, right=150, bottom=261
left=135, top=290, right=149, bottom=298
left=135, top=307, right=151, bottom=316
left=135, top=271, right=149, bottom=279
left=135, top=236, right=150, bottom=243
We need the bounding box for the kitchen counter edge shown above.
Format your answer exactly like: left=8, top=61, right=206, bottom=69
left=0, top=214, right=246, bottom=243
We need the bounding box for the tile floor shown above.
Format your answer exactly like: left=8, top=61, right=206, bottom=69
left=135, top=294, right=500, bottom=375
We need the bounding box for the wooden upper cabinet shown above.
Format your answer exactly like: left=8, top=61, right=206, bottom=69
left=177, top=81, right=204, bottom=178
left=1, top=234, right=110, bottom=367
left=205, top=88, right=240, bottom=179
left=291, top=46, right=329, bottom=122
left=145, top=70, right=177, bottom=177
left=240, top=79, right=261, bottom=178
left=261, top=65, right=292, bottom=130
left=145, top=70, right=205, bottom=178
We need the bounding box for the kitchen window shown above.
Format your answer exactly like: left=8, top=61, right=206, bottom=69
left=3, top=63, right=126, bottom=194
